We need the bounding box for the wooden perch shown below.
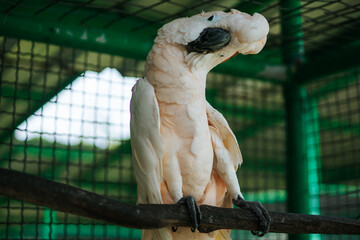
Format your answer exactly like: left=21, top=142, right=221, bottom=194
left=0, top=167, right=359, bottom=235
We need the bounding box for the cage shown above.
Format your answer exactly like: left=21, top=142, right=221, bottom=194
left=0, top=0, right=359, bottom=240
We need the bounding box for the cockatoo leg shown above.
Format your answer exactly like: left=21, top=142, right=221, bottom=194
left=172, top=195, right=202, bottom=232
left=233, top=195, right=271, bottom=237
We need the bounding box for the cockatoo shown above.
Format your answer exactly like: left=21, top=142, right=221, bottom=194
left=130, top=9, right=270, bottom=240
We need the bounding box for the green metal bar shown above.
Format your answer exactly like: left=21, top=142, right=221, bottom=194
left=295, top=8, right=360, bottom=83
left=280, top=1, right=305, bottom=66
left=283, top=83, right=309, bottom=211
left=304, top=99, right=321, bottom=216
left=304, top=98, right=322, bottom=240
left=284, top=85, right=325, bottom=240
left=281, top=1, right=312, bottom=240
left=0, top=13, right=154, bottom=61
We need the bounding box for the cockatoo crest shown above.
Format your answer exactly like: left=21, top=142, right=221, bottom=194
left=152, top=9, right=269, bottom=75
left=156, top=9, right=268, bottom=53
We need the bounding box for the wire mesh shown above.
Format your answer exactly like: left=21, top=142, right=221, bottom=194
left=305, top=69, right=360, bottom=240
left=2, top=0, right=359, bottom=56
left=0, top=0, right=360, bottom=240
left=0, top=36, right=144, bottom=239
left=0, top=36, right=288, bottom=239
left=207, top=73, right=286, bottom=240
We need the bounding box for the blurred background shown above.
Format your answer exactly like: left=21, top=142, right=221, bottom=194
left=0, top=0, right=359, bottom=239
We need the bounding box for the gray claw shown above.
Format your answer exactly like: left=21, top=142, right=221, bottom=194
left=233, top=195, right=271, bottom=237
left=172, top=195, right=202, bottom=232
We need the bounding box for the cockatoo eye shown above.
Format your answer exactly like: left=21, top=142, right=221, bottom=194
left=207, top=14, right=220, bottom=22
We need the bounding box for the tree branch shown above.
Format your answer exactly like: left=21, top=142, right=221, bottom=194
left=0, top=168, right=359, bottom=235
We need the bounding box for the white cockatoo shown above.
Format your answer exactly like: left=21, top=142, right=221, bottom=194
left=130, top=9, right=270, bottom=240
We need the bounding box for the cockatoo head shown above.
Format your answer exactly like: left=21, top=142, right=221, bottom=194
left=154, top=9, right=269, bottom=73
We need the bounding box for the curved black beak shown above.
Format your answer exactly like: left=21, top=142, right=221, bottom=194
left=187, top=27, right=231, bottom=53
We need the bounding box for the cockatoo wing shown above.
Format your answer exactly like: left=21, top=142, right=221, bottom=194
left=131, top=78, right=173, bottom=240
left=206, top=101, right=243, bottom=170
left=207, top=101, right=241, bottom=240
left=130, top=77, right=164, bottom=205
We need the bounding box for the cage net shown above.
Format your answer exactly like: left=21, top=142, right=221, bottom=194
left=0, top=37, right=144, bottom=239
left=0, top=36, right=288, bottom=240
left=305, top=70, right=360, bottom=240
left=207, top=73, right=286, bottom=240
left=0, top=0, right=360, bottom=240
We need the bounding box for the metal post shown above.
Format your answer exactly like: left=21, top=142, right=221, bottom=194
left=304, top=98, right=322, bottom=240
left=284, top=91, right=322, bottom=240
left=281, top=0, right=321, bottom=240
left=283, top=83, right=310, bottom=240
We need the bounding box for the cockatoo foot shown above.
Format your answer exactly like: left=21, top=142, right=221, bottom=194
left=233, top=195, right=271, bottom=237
left=172, top=195, right=202, bottom=233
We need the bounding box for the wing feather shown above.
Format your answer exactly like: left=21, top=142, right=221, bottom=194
left=130, top=77, right=164, bottom=204
left=131, top=78, right=173, bottom=240
left=206, top=101, right=243, bottom=169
